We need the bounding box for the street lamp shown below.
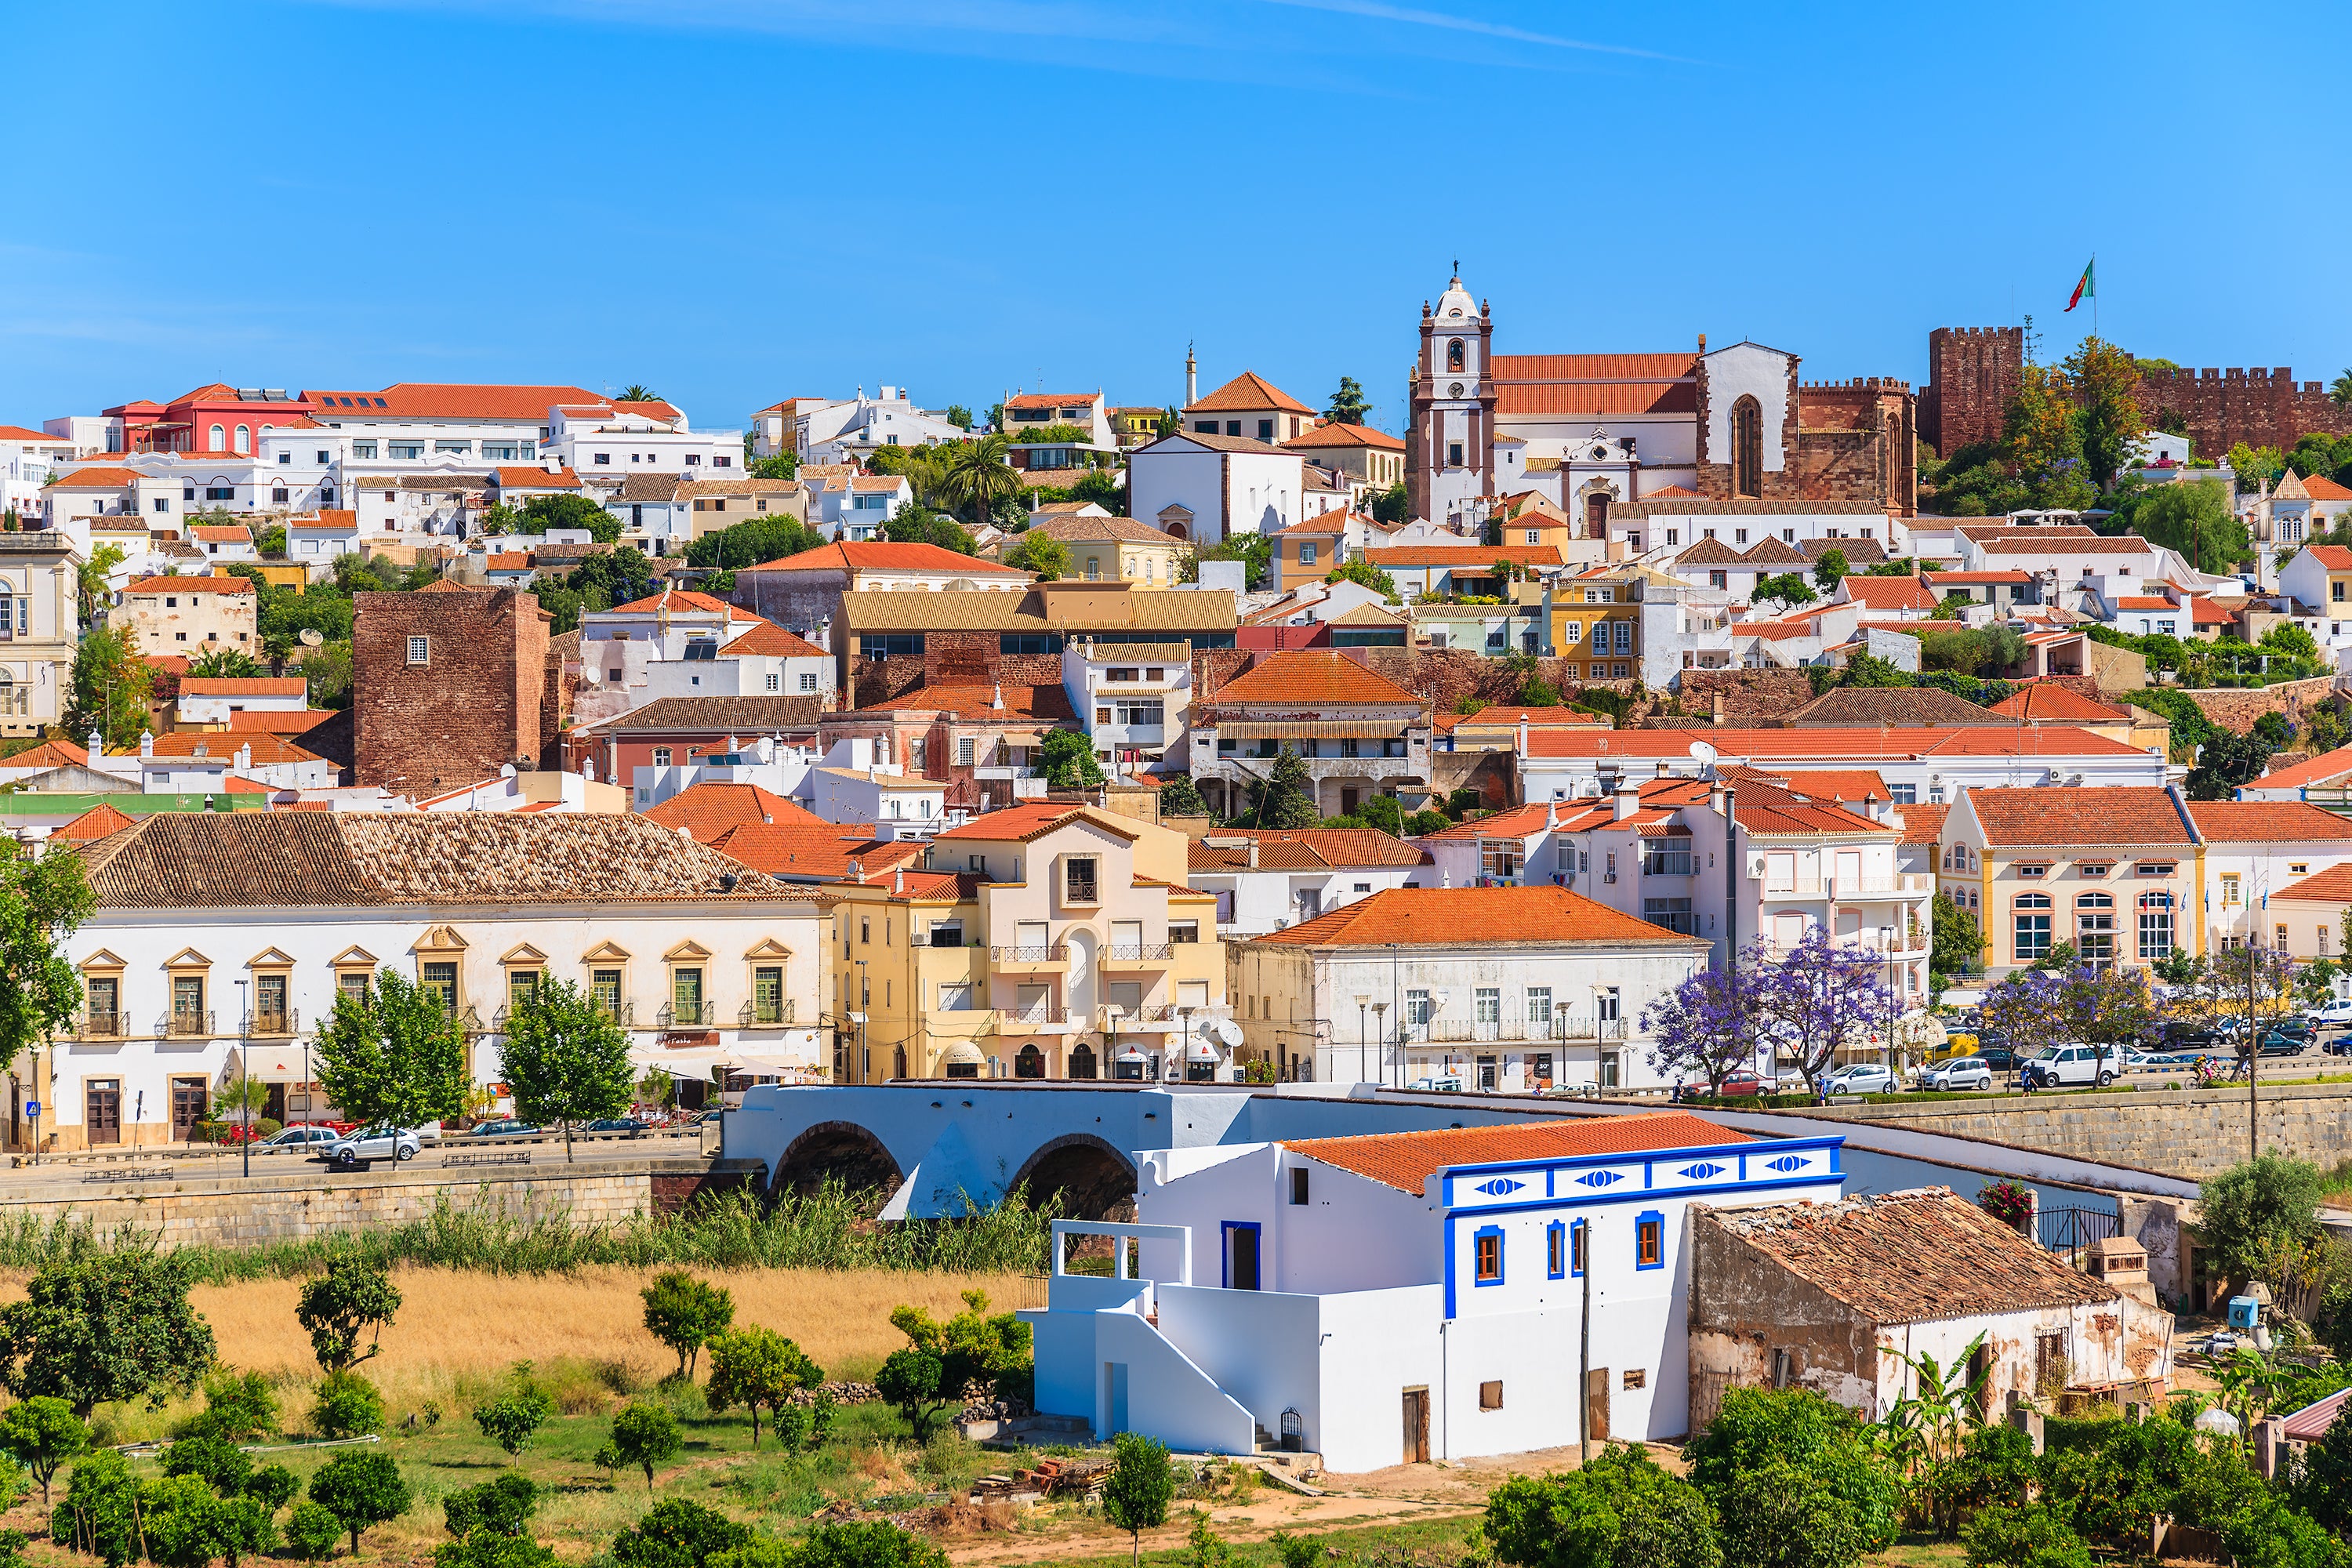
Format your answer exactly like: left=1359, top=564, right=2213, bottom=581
left=1178, top=1005, right=1196, bottom=1083
left=1370, top=1001, right=1389, bottom=1088
left=234, top=978, right=250, bottom=1180
left=1355, top=996, right=1370, bottom=1086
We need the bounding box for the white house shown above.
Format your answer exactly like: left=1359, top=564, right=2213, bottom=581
left=0, top=424, right=82, bottom=519
left=1022, top=1112, right=1844, bottom=1471
left=39, top=811, right=827, bottom=1149
left=805, top=474, right=913, bottom=541
left=175, top=677, right=310, bottom=728
left=796, top=387, right=967, bottom=465
left=1127, top=432, right=1304, bottom=546
left=1062, top=640, right=1192, bottom=777
left=1185, top=829, right=1431, bottom=938
left=1003, top=391, right=1115, bottom=450
left=2187, top=800, right=2352, bottom=952
left=806, top=764, right=948, bottom=828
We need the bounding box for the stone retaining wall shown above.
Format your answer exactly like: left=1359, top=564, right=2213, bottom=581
left=0, top=1156, right=764, bottom=1248
left=1807, top=1084, right=2352, bottom=1180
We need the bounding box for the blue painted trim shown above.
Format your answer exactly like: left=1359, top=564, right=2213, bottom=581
left=1643, top=1160, right=1653, bottom=1189
left=1634, top=1210, right=1665, bottom=1271
left=1437, top=1137, right=1842, bottom=1208
left=1547, top=1220, right=1567, bottom=1279
left=1220, top=1221, right=1262, bottom=1290
left=1571, top=1218, right=1588, bottom=1278
left=1450, top=1171, right=1838, bottom=1223
left=1473, top=1224, right=1505, bottom=1288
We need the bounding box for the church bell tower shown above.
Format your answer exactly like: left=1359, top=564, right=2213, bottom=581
left=1406, top=270, right=1497, bottom=529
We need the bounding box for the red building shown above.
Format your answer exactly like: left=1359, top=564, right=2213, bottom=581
left=107, top=383, right=316, bottom=454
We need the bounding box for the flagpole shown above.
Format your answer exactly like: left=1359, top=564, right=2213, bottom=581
left=2092, top=252, right=2097, bottom=340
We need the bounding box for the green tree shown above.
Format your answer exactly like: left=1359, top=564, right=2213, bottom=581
left=1184, top=533, right=1272, bottom=590
left=0, top=1243, right=215, bottom=1419
left=1929, top=894, right=1986, bottom=980
left=186, top=645, right=263, bottom=679
left=614, top=1499, right=748, bottom=1568
left=1960, top=1501, right=2092, bottom=1568
left=50, top=1447, right=139, bottom=1566
left=303, top=639, right=355, bottom=708
left=437, top=1530, right=561, bottom=1568
left=2129, top=479, right=2247, bottom=575
left=471, top=1384, right=554, bottom=1458
left=685, top=515, right=822, bottom=572
left=255, top=524, right=289, bottom=559
left=705, top=1327, right=822, bottom=1447
left=0, top=849, right=93, bottom=1080
left=2187, top=729, right=2276, bottom=802
left=597, top=1403, right=682, bottom=1493
left=2260, top=621, right=2321, bottom=662
left=2063, top=337, right=2147, bottom=491
left=2004, top=364, right=2096, bottom=512
left=142, top=1472, right=276, bottom=1568
left=281, top=1503, right=341, bottom=1562
left=64, top=624, right=152, bottom=749
left=1156, top=774, right=1208, bottom=816
left=1483, top=1443, right=1722, bottom=1568
left=307, top=1450, right=412, bottom=1554
left=880, top=503, right=975, bottom=555
left=443, top=1474, right=540, bottom=1538
left=618, top=386, right=661, bottom=403
left=940, top=434, right=1022, bottom=528
left=786, top=1523, right=951, bottom=1568
left=1071, top=469, right=1125, bottom=515
left=1244, top=746, right=1321, bottom=829
left=641, top=1271, right=735, bottom=1381
left=2230, top=442, right=2288, bottom=495
left=1684, top=1388, right=1897, bottom=1568
left=514, top=492, right=621, bottom=544
left=2199, top=1154, right=2328, bottom=1290
left=75, top=542, right=126, bottom=620
left=1812, top=548, right=1849, bottom=594
left=310, top=1370, right=386, bottom=1437
left=1838, top=653, right=1911, bottom=688
left=1327, top=557, right=1396, bottom=598
left=1752, top=572, right=1816, bottom=607
left=1371, top=481, right=1410, bottom=525
left=1325, top=378, right=1370, bottom=425
left=1002, top=528, right=1071, bottom=579
left=162, top=1432, right=252, bottom=1494
left=1039, top=728, right=1105, bottom=789
left=0, top=1396, right=85, bottom=1502
left=873, top=1347, right=945, bottom=1441
left=311, top=967, right=470, bottom=1132
left=498, top=976, right=634, bottom=1161
left=1102, top=1432, right=1175, bottom=1568
left=296, top=1256, right=402, bottom=1372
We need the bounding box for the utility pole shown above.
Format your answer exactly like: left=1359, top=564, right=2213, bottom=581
left=1578, top=1219, right=1592, bottom=1466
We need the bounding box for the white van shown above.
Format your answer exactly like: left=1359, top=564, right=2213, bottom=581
left=2020, top=1042, right=2123, bottom=1089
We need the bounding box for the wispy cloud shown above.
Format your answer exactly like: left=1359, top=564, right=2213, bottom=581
left=1255, top=0, right=1688, bottom=61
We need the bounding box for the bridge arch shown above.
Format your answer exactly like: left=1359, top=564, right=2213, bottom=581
left=771, top=1119, right=903, bottom=1199
left=1011, top=1132, right=1138, bottom=1222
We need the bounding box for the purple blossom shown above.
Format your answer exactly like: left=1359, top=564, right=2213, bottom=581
left=1742, top=926, right=1896, bottom=1094
left=1642, top=959, right=1766, bottom=1094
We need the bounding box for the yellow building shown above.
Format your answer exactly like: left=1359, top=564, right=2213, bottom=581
left=1109, top=406, right=1164, bottom=451
left=824, top=803, right=1225, bottom=1082
left=1546, top=565, right=1646, bottom=679
left=1027, top=509, right=1189, bottom=588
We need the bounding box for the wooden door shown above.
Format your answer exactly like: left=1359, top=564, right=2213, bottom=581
left=170, top=1077, right=207, bottom=1142
left=86, top=1081, right=121, bottom=1146
left=1689, top=1369, right=1730, bottom=1435
left=1401, top=1389, right=1429, bottom=1464
left=1584, top=1369, right=1612, bottom=1443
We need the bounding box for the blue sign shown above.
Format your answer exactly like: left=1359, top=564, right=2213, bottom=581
left=23, top=1102, right=38, bottom=1116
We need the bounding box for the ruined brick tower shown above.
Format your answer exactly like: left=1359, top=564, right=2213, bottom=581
left=1921, top=326, right=2023, bottom=458
left=352, top=583, right=563, bottom=791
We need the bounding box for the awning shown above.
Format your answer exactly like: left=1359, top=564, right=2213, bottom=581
left=998, top=729, right=1047, bottom=746
left=1212, top=721, right=1407, bottom=741
left=941, top=1040, right=985, bottom=1068
left=228, top=1051, right=313, bottom=1083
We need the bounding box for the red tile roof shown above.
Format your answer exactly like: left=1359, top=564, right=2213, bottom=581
left=1838, top=575, right=1937, bottom=612
left=125, top=575, right=254, bottom=595
left=2114, top=596, right=2175, bottom=610
left=1004, top=392, right=1103, bottom=411
left=1207, top=650, right=1420, bottom=707
left=724, top=621, right=828, bottom=658
left=53, top=803, right=138, bottom=841
left=1247, top=885, right=1705, bottom=949
left=1433, top=705, right=1612, bottom=734
left=1523, top=725, right=2148, bottom=761
left=1288, top=1112, right=1748, bottom=1195
left=300, top=383, right=604, bottom=420
left=2186, top=801, right=2352, bottom=842
left=2303, top=473, right=2352, bottom=503
left=1185, top=829, right=1428, bottom=872
left=640, top=782, right=827, bottom=840
left=1282, top=421, right=1405, bottom=452
left=492, top=466, right=583, bottom=489
left=2251, top=743, right=2352, bottom=793
left=1965, top=786, right=2194, bottom=848
left=2, top=739, right=89, bottom=770
left=130, top=731, right=326, bottom=764
left=2278, top=865, right=2352, bottom=904
left=1753, top=768, right=1889, bottom=802
left=228, top=710, right=338, bottom=737
left=932, top=803, right=1139, bottom=844
left=191, top=526, right=252, bottom=543
left=1184, top=371, right=1315, bottom=416
left=2300, top=546, right=2352, bottom=570
left=0, top=425, right=70, bottom=444
left=1365, top=544, right=1563, bottom=568
left=1490, top=353, right=1697, bottom=419
left=1640, top=484, right=1701, bottom=499
left=1897, top=804, right=1949, bottom=846
left=1987, top=685, right=2128, bottom=722
left=180, top=678, right=306, bottom=696
left=604, top=589, right=753, bottom=618
left=858, top=684, right=1076, bottom=721
left=740, top=540, right=1027, bottom=575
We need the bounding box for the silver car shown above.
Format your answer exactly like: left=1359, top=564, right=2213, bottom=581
left=313, top=1123, right=422, bottom=1168
left=1922, top=1055, right=1995, bottom=1092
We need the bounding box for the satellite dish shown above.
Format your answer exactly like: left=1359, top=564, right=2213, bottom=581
left=1208, top=1016, right=1245, bottom=1049
left=299, top=628, right=324, bottom=647
left=1687, top=741, right=1718, bottom=764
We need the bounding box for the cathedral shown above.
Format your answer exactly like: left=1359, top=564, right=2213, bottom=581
left=1404, top=274, right=1916, bottom=532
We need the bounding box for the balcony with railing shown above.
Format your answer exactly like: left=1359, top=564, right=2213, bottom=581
left=659, top=1001, right=717, bottom=1028
left=78, top=1010, right=124, bottom=1039
left=739, top=998, right=797, bottom=1027
left=161, top=1010, right=216, bottom=1038
left=990, top=944, right=1070, bottom=969
left=1102, top=942, right=1174, bottom=967
left=245, top=1007, right=299, bottom=1037
left=1409, top=1014, right=1631, bottom=1044
left=993, top=1004, right=1069, bottom=1032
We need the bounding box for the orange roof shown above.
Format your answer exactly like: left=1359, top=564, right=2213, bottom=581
left=1964, top=786, right=2194, bottom=848
left=125, top=575, right=254, bottom=594
left=1207, top=650, right=1420, bottom=707
left=1, top=738, right=89, bottom=770
left=699, top=822, right=921, bottom=880
left=1434, top=705, right=1612, bottom=733
left=2251, top=743, right=2352, bottom=793
left=1525, top=725, right=2148, bottom=761
left=1185, top=829, right=1428, bottom=872
left=2278, top=865, right=2352, bottom=904
left=641, top=782, right=827, bottom=840
left=2113, top=596, right=2174, bottom=610
left=492, top=466, right=583, bottom=489
left=1489, top=353, right=1697, bottom=419
left=1987, top=685, right=2126, bottom=723
left=1838, top=575, right=1937, bottom=612
left=229, top=710, right=337, bottom=737
left=131, top=731, right=325, bottom=764
left=724, top=621, right=828, bottom=658
left=859, top=683, right=1076, bottom=721
left=740, top=540, right=1026, bottom=575
left=1249, top=885, right=1704, bottom=949
left=1897, top=803, right=1948, bottom=846
left=301, top=383, right=604, bottom=420
left=932, top=803, right=1139, bottom=844
left=1282, top=422, right=1405, bottom=452
left=1755, top=768, right=1889, bottom=802
left=1364, top=544, right=1563, bottom=568
left=485, top=552, right=532, bottom=571
left=1287, top=1112, right=1750, bottom=1195
left=1004, top=392, right=1102, bottom=411
left=2300, top=546, right=2352, bottom=570
left=2186, top=801, right=2352, bottom=842
left=53, top=803, right=138, bottom=842
left=47, top=466, right=144, bottom=488
left=180, top=677, right=306, bottom=697
left=2303, top=473, right=2352, bottom=502
left=1184, top=372, right=1315, bottom=416
left=2190, top=598, right=2231, bottom=626
left=0, top=425, right=71, bottom=444
left=289, top=510, right=359, bottom=531
left=1640, top=484, right=1701, bottom=499
left=191, top=526, right=252, bottom=543
left=605, top=589, right=750, bottom=618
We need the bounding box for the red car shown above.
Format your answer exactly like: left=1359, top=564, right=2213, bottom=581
left=1709, top=1070, right=1769, bottom=1098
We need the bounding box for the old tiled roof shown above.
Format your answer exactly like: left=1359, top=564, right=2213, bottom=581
left=1207, top=650, right=1421, bottom=707
left=1435, top=705, right=1612, bottom=735
left=2278, top=864, right=2352, bottom=903
left=1004, top=392, right=1101, bottom=412
left=641, top=782, right=827, bottom=839
left=1248, top=885, right=1706, bottom=949
left=492, top=466, right=583, bottom=489
left=1289, top=1112, right=1748, bottom=1196
left=741, top=541, right=1025, bottom=575
left=1965, top=786, right=2195, bottom=847
left=52, top=803, right=137, bottom=841
left=604, top=589, right=756, bottom=619
left=180, top=677, right=307, bottom=697
left=1184, top=371, right=1315, bottom=415
left=839, top=586, right=1236, bottom=634
left=1786, top=687, right=2002, bottom=727
left=73, top=812, right=804, bottom=908
left=857, top=684, right=1076, bottom=721
left=724, top=621, right=828, bottom=658
left=228, top=710, right=338, bottom=738
left=1746, top=768, right=1889, bottom=802
left=1700, top=1188, right=2117, bottom=1323
left=1488, top=354, right=1697, bottom=419
left=1980, top=535, right=2154, bottom=556
left=1671, top=538, right=1745, bottom=566
left=1525, top=725, right=2150, bottom=761
left=125, top=575, right=254, bottom=595
left=1365, top=544, right=1563, bottom=568
left=1802, top=537, right=1888, bottom=565
left=1028, top=514, right=1178, bottom=546
left=1897, top=803, right=1949, bottom=846
left=2187, top=801, right=2352, bottom=842
left=1987, top=685, right=2128, bottom=722
left=301, top=383, right=604, bottom=420
left=1185, top=829, right=1429, bottom=873
left=933, top=803, right=1142, bottom=844
left=579, top=695, right=825, bottom=734
left=703, top=822, right=924, bottom=882
left=1838, top=575, right=1938, bottom=613
left=2252, top=743, right=2352, bottom=793
left=1737, top=537, right=1809, bottom=566
left=2, top=739, right=89, bottom=770
left=1142, top=430, right=1287, bottom=455
left=129, top=731, right=326, bottom=764
left=1282, top=421, right=1405, bottom=452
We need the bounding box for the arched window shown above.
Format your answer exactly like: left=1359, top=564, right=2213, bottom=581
left=1068, top=1043, right=1098, bottom=1080
left=2137, top=892, right=2174, bottom=960
left=233, top=424, right=250, bottom=454
left=1014, top=1044, right=1046, bottom=1079
left=1446, top=338, right=1465, bottom=372
left=2076, top=892, right=2115, bottom=967
left=1730, top=396, right=1763, bottom=498
left=208, top=424, right=225, bottom=451
left=2013, top=892, right=2052, bottom=963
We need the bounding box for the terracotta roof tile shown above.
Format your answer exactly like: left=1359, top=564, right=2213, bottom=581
left=2278, top=864, right=2352, bottom=903
left=1964, top=786, right=2194, bottom=848
left=53, top=803, right=138, bottom=841
left=1184, top=371, right=1314, bottom=416
left=1281, top=422, right=1405, bottom=452
left=1184, top=829, right=1428, bottom=873
left=1987, top=685, right=2129, bottom=722
left=641, top=782, right=828, bottom=840
left=1365, top=544, right=1563, bottom=568
left=1289, top=1112, right=1748, bottom=1196
left=2, top=739, right=89, bottom=770
left=1247, top=885, right=1705, bottom=949
left=301, top=383, right=605, bottom=420
left=1524, top=725, right=2148, bottom=761
left=1207, top=650, right=1421, bottom=707
left=1896, top=803, right=1949, bottom=846
left=858, top=684, right=1076, bottom=721
left=125, top=575, right=254, bottom=595
left=1838, top=575, right=1937, bottom=612
left=1027, top=514, right=1178, bottom=546
left=2251, top=743, right=2352, bottom=793
left=740, top=541, right=1025, bottom=575
left=703, top=822, right=924, bottom=882
left=2186, top=801, right=2352, bottom=842
left=1787, top=687, right=2002, bottom=727
left=1700, top=1188, right=2117, bottom=1323
left=127, top=731, right=325, bottom=764
left=580, top=695, right=825, bottom=734
left=180, top=678, right=306, bottom=697
left=724, top=621, right=829, bottom=658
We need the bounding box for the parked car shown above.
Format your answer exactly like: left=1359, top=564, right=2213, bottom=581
left=256, top=1125, right=341, bottom=1150
left=2253, top=1029, right=2308, bottom=1057
left=465, top=1119, right=539, bottom=1138
left=2019, top=1043, right=2122, bottom=1090
left=1970, top=1044, right=2020, bottom=1071
left=1823, top=1064, right=1896, bottom=1096
left=1920, top=1056, right=1996, bottom=1093
left=583, top=1118, right=646, bottom=1138
left=313, top=1123, right=422, bottom=1169
left=1406, top=1076, right=1465, bottom=1093
left=2305, top=999, right=2352, bottom=1029
left=1710, top=1069, right=1770, bottom=1098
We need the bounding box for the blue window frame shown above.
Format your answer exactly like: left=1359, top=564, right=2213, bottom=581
left=1572, top=1218, right=1588, bottom=1277
left=1473, top=1225, right=1504, bottom=1286
left=1635, top=1210, right=1664, bottom=1271
left=1547, top=1221, right=1567, bottom=1279
left=1221, top=1221, right=1262, bottom=1290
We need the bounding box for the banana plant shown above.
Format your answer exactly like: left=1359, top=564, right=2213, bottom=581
left=1880, top=1331, right=1991, bottom=1534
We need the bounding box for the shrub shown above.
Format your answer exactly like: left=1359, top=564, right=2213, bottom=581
left=614, top=1499, right=750, bottom=1568
left=445, top=1474, right=541, bottom=1538
left=0, top=1396, right=86, bottom=1502
left=641, top=1272, right=734, bottom=1381
left=1484, top=1443, right=1722, bottom=1568
left=282, top=1503, right=342, bottom=1562
left=437, top=1533, right=560, bottom=1568
left=49, top=1448, right=140, bottom=1566
left=162, top=1431, right=252, bottom=1494
left=1962, top=1502, right=2092, bottom=1568
left=1101, top=1432, right=1175, bottom=1563
left=786, top=1523, right=950, bottom=1568
left=307, top=1450, right=412, bottom=1554
left=243, top=1465, right=299, bottom=1512
left=472, top=1382, right=555, bottom=1457
left=597, top=1403, right=683, bottom=1491
left=186, top=1369, right=278, bottom=1441
left=141, top=1473, right=277, bottom=1568
left=311, top=1370, right=386, bottom=1438
left=705, top=1327, right=821, bottom=1448
left=296, top=1257, right=403, bottom=1372
left=1684, top=1388, right=1897, bottom=1568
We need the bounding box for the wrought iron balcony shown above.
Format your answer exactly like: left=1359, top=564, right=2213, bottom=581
left=739, top=998, right=796, bottom=1027
left=162, top=1010, right=216, bottom=1038
left=245, top=1008, right=299, bottom=1037
left=990, top=945, right=1069, bottom=964
left=1106, top=942, right=1174, bottom=962
left=659, top=1001, right=717, bottom=1028
left=591, top=1000, right=634, bottom=1026
left=1413, top=1015, right=1631, bottom=1044
left=78, top=1010, right=123, bottom=1038
left=996, top=1004, right=1067, bottom=1028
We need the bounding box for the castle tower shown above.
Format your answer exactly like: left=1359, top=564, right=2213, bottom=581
left=1405, top=273, right=1497, bottom=528
left=1922, top=326, right=2024, bottom=458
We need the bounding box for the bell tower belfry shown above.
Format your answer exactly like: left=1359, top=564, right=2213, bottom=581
left=1405, top=270, right=1497, bottom=530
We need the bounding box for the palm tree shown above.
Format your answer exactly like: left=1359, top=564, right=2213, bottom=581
left=618, top=384, right=661, bottom=403
left=2332, top=370, right=2352, bottom=411
left=940, top=433, right=1022, bottom=528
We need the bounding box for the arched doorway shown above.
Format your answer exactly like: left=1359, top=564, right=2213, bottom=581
left=1014, top=1044, right=1047, bottom=1078
left=771, top=1120, right=902, bottom=1200
left=1068, top=1042, right=1098, bottom=1080
left=1011, top=1134, right=1138, bottom=1221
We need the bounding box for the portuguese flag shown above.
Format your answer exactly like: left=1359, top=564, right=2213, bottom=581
left=2065, top=258, right=2095, bottom=313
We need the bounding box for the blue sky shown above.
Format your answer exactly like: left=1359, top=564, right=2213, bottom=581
left=9, top=1, right=2349, bottom=437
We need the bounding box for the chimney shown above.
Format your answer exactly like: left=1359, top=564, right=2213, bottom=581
left=1613, top=780, right=1639, bottom=822
left=991, top=682, right=1005, bottom=711
left=1518, top=718, right=1530, bottom=753
left=1247, top=838, right=1258, bottom=868
left=86, top=727, right=102, bottom=759
left=234, top=743, right=252, bottom=775
left=139, top=731, right=154, bottom=759
left=895, top=866, right=905, bottom=895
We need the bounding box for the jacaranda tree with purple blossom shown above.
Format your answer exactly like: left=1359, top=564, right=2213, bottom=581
left=1642, top=946, right=1769, bottom=1096
left=1981, top=964, right=2160, bottom=1060
left=1745, top=925, right=1894, bottom=1094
